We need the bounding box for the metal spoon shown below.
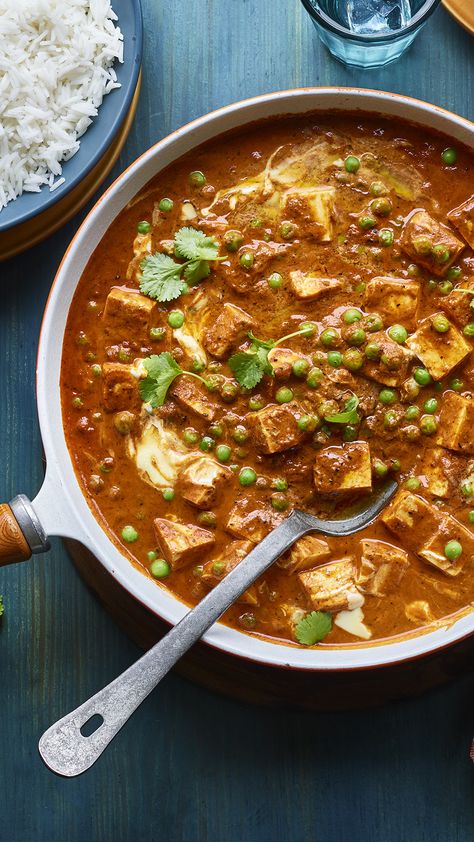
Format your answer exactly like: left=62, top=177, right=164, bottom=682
left=38, top=479, right=397, bottom=777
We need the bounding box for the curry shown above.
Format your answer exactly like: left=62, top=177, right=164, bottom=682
left=61, top=112, right=474, bottom=647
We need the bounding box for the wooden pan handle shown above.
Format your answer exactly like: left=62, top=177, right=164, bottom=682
left=0, top=503, right=32, bottom=565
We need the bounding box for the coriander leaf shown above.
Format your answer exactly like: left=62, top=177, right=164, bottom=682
left=295, top=611, right=332, bottom=646
left=184, top=258, right=211, bottom=285
left=139, top=353, right=182, bottom=407
left=247, top=330, right=275, bottom=350
left=139, top=253, right=186, bottom=302
left=174, top=227, right=220, bottom=262
left=254, top=345, right=274, bottom=376
left=228, top=352, right=266, bottom=389
left=324, top=393, right=360, bottom=425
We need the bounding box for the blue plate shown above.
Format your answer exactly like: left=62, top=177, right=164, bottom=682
left=0, top=0, right=142, bottom=233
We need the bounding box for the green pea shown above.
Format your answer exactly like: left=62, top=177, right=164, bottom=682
left=447, top=266, right=462, bottom=281
left=272, top=478, right=288, bottom=491
left=208, top=424, right=223, bottom=440
left=379, top=228, right=394, bottom=247
left=320, top=328, right=339, bottom=347
left=268, top=272, right=283, bottom=290
left=379, top=388, right=397, bottom=405
left=77, top=331, right=89, bottom=346
left=271, top=493, right=289, bottom=512
left=168, top=310, right=184, bottom=329
left=373, top=458, right=388, bottom=478
left=365, top=341, right=381, bottom=361
left=189, top=170, right=206, bottom=187
left=346, top=327, right=366, bottom=347
left=159, top=198, right=174, bottom=213
left=413, top=236, right=433, bottom=256
left=407, top=264, right=420, bottom=277
left=212, top=561, right=226, bottom=576
left=434, top=382, right=443, bottom=393
left=450, top=378, right=464, bottom=392
left=183, top=428, right=199, bottom=446
left=388, top=324, right=408, bottom=344
left=150, top=327, right=166, bottom=341
left=468, top=511, right=474, bottom=523
left=342, top=349, right=363, bottom=371
left=299, top=321, right=318, bottom=337
left=390, top=459, right=401, bottom=472
left=358, top=215, right=377, bottom=230
left=441, top=147, right=457, bottom=166
left=297, top=414, right=318, bottom=432
left=239, top=467, right=257, bottom=487
left=405, top=405, right=420, bottom=420
left=239, top=252, right=254, bottom=269
left=233, top=425, right=249, bottom=443
left=292, top=359, right=310, bottom=378
left=192, top=358, right=206, bottom=373
left=216, top=444, right=232, bottom=463
left=432, top=244, right=450, bottom=264
left=118, top=348, right=131, bottom=363
left=342, top=308, right=362, bottom=324
left=344, top=155, right=360, bottom=173
left=72, top=396, right=83, bottom=409
left=420, top=414, right=438, bottom=435
left=444, top=539, right=462, bottom=561
left=122, top=525, right=138, bottom=543
left=369, top=180, right=387, bottom=197
left=220, top=382, right=239, bottom=402
left=439, top=280, right=453, bottom=295
left=248, top=396, right=264, bottom=410
left=463, top=324, right=474, bottom=337
left=198, top=511, right=218, bottom=528
left=405, top=477, right=421, bottom=491
left=403, top=378, right=420, bottom=401
left=276, top=387, right=293, bottom=403
left=370, top=197, right=392, bottom=217
left=364, top=313, right=384, bottom=332
left=424, top=398, right=438, bottom=414
left=280, top=221, right=297, bottom=240
left=414, top=367, right=432, bottom=386
left=355, top=282, right=366, bottom=294
left=162, top=488, right=175, bottom=502
left=147, top=550, right=158, bottom=563
left=431, top=314, right=450, bottom=333
left=343, top=425, right=358, bottom=442
left=199, top=436, right=215, bottom=452
left=384, top=410, right=399, bottom=429
left=224, top=230, right=244, bottom=252
left=327, top=351, right=342, bottom=368
left=238, top=612, right=257, bottom=630
left=461, top=480, right=474, bottom=497
left=150, top=558, right=170, bottom=578
left=137, top=221, right=151, bottom=234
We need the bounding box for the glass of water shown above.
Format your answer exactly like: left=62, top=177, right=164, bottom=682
left=300, top=0, right=441, bottom=68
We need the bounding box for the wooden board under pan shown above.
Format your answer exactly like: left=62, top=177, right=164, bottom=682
left=65, top=538, right=474, bottom=711
left=0, top=74, right=141, bottom=263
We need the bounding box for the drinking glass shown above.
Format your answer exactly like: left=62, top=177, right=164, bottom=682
left=300, top=0, right=441, bottom=68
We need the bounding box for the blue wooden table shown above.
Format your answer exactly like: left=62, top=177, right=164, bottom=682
left=2, top=2, right=474, bottom=839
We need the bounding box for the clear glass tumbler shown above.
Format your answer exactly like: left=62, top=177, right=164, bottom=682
left=300, top=0, right=441, bottom=68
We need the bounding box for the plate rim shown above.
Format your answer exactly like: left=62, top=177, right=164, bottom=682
left=442, top=0, right=474, bottom=35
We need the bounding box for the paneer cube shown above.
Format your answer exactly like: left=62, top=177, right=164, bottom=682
left=447, top=194, right=474, bottom=249
left=201, top=541, right=258, bottom=605
left=153, top=518, right=215, bottom=570
left=419, top=515, right=474, bottom=577
left=267, top=347, right=310, bottom=379
left=177, top=457, right=233, bottom=509
left=405, top=314, right=471, bottom=380
left=419, top=447, right=453, bottom=497
left=204, top=303, right=254, bottom=359
left=363, top=331, right=414, bottom=387
left=126, top=232, right=152, bottom=281
left=381, top=491, right=443, bottom=553
left=102, top=363, right=139, bottom=412
left=282, top=186, right=336, bottom=241
left=442, top=277, right=474, bottom=327
left=249, top=403, right=304, bottom=454
left=400, top=210, right=465, bottom=276
left=171, top=378, right=215, bottom=421
left=298, top=557, right=363, bottom=613
left=313, top=442, right=372, bottom=495
left=435, top=392, right=474, bottom=454
left=277, top=535, right=331, bottom=574
left=103, top=288, right=157, bottom=341
left=357, top=539, right=409, bottom=596
left=225, top=500, right=282, bottom=543
left=364, top=276, right=420, bottom=331
left=289, top=271, right=342, bottom=301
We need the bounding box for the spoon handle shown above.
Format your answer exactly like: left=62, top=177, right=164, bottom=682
left=38, top=511, right=312, bottom=777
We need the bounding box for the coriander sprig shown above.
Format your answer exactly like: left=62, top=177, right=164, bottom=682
left=295, top=610, right=332, bottom=645
left=139, top=227, right=223, bottom=302
left=324, top=393, right=360, bottom=425
left=139, top=352, right=209, bottom=408
left=228, top=323, right=316, bottom=389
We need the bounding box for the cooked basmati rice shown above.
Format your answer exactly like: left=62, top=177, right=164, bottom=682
left=0, top=0, right=123, bottom=210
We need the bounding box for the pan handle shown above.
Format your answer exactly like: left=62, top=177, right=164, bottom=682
left=0, top=495, right=50, bottom=566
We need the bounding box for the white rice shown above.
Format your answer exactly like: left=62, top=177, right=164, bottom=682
left=0, top=0, right=123, bottom=210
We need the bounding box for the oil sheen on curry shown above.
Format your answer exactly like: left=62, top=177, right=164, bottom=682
left=61, top=113, right=474, bottom=648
